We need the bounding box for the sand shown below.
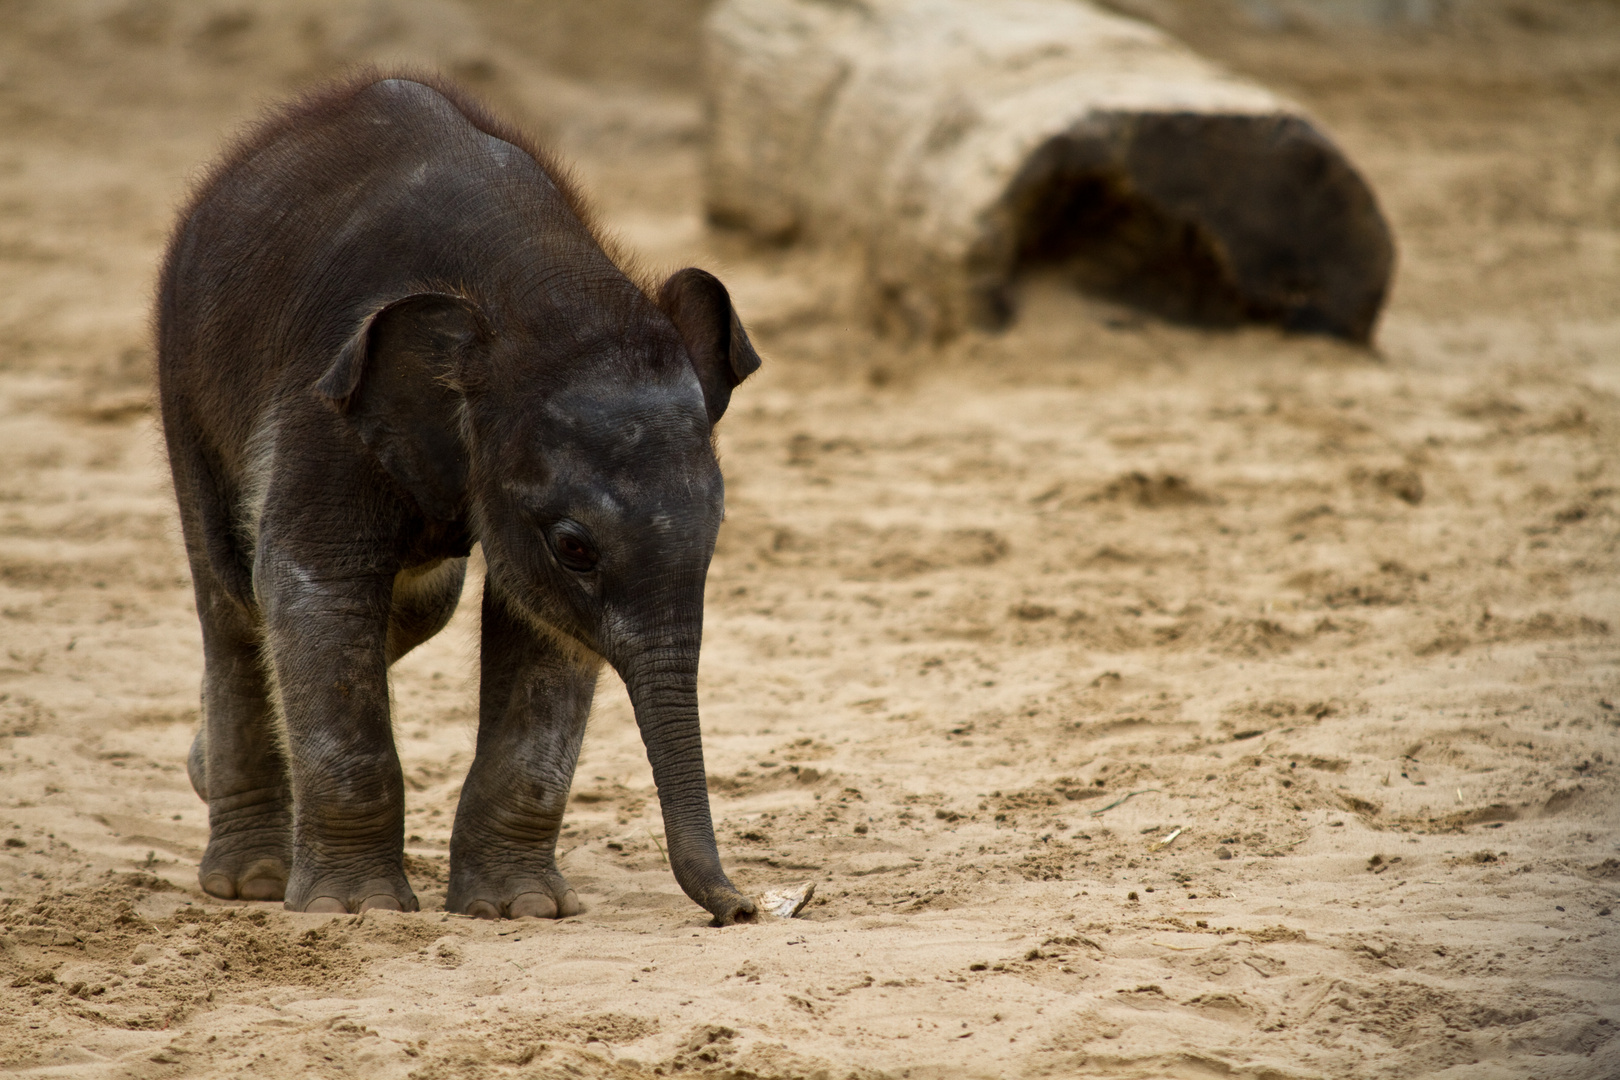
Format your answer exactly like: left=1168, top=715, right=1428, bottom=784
left=0, top=1, right=1616, bottom=1077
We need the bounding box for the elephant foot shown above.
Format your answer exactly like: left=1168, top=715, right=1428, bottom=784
left=199, top=808, right=292, bottom=902
left=285, top=867, right=419, bottom=914
left=447, top=868, right=581, bottom=920
left=199, top=850, right=289, bottom=902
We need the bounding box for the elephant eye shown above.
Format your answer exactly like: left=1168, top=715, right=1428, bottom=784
left=551, top=526, right=599, bottom=573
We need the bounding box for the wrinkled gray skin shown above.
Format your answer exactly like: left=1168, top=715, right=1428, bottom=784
left=158, top=74, right=760, bottom=925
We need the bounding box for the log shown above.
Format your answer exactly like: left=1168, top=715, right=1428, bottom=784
left=703, top=0, right=1395, bottom=342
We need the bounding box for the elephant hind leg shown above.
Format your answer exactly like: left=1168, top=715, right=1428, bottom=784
left=192, top=573, right=292, bottom=902
left=188, top=726, right=208, bottom=800
left=386, top=557, right=467, bottom=666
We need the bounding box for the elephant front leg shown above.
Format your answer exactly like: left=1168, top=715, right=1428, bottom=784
left=447, top=582, right=597, bottom=919
left=261, top=561, right=416, bottom=914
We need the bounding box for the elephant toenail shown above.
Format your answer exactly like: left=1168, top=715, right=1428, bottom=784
left=201, top=873, right=238, bottom=900
left=357, top=894, right=404, bottom=912
left=303, top=896, right=347, bottom=913
left=507, top=893, right=559, bottom=919
left=238, top=878, right=285, bottom=902
left=465, top=900, right=501, bottom=920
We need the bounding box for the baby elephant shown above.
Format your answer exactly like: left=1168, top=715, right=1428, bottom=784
left=157, top=72, right=760, bottom=925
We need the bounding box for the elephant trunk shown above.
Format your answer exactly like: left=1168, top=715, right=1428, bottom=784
left=621, top=643, right=755, bottom=926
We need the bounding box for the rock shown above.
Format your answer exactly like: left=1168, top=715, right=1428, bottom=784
left=704, top=0, right=1394, bottom=341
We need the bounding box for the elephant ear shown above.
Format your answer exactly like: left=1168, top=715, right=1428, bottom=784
left=658, top=268, right=762, bottom=425
left=316, top=293, right=485, bottom=521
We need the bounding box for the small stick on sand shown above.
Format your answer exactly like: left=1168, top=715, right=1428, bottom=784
left=1090, top=789, right=1161, bottom=816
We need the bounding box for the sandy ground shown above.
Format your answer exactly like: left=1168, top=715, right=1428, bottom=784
left=1, top=1, right=1617, bottom=1077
